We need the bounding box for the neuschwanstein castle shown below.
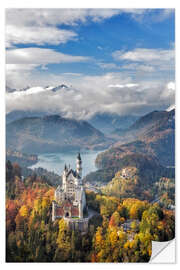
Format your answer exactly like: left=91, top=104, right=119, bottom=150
left=52, top=153, right=88, bottom=231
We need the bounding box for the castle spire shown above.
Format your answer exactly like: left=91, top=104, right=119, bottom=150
left=76, top=152, right=82, bottom=178
left=77, top=152, right=81, bottom=161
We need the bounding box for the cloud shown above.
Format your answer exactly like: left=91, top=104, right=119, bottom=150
left=6, top=9, right=121, bottom=27
left=6, top=25, right=77, bottom=47
left=6, top=9, right=174, bottom=47
left=6, top=9, right=172, bottom=28
left=97, top=62, right=120, bottom=70
left=108, top=83, right=139, bottom=88
left=112, top=48, right=175, bottom=73
left=121, top=63, right=155, bottom=72
left=6, top=69, right=175, bottom=119
left=167, top=81, right=175, bottom=90
left=6, top=64, right=40, bottom=89
left=97, top=46, right=103, bottom=50
left=5, top=9, right=175, bottom=118
left=98, top=48, right=174, bottom=74
left=112, top=48, right=174, bottom=62
left=160, top=81, right=175, bottom=101
left=6, top=64, right=38, bottom=71
left=129, top=8, right=174, bottom=23
left=6, top=47, right=90, bottom=65
left=97, top=62, right=157, bottom=72
left=155, top=9, right=174, bottom=22
left=6, top=9, right=122, bottom=47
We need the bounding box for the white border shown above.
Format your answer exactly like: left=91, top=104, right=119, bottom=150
left=0, top=0, right=179, bottom=269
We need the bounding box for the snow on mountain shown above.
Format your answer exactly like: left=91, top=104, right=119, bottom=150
left=6, top=86, right=17, bottom=93
left=7, top=86, right=50, bottom=97
left=6, top=84, right=70, bottom=97
left=166, top=104, right=175, bottom=112
left=51, top=84, right=69, bottom=92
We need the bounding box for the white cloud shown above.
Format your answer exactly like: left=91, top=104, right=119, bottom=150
left=6, top=9, right=172, bottom=28
left=97, top=62, right=120, bottom=69
left=112, top=48, right=174, bottom=62
left=62, top=72, right=82, bottom=77
left=6, top=64, right=38, bottom=72
left=6, top=9, right=121, bottom=27
left=6, top=47, right=90, bottom=65
left=5, top=9, right=175, bottom=118
left=108, top=83, right=139, bottom=88
left=86, top=9, right=121, bottom=22
left=157, top=9, right=174, bottom=22
left=98, top=62, right=156, bottom=72
left=129, top=8, right=174, bottom=23
left=6, top=9, right=174, bottom=48
left=160, top=82, right=175, bottom=106
left=122, top=63, right=155, bottom=72
left=6, top=9, right=122, bottom=47
left=6, top=25, right=77, bottom=48
left=167, top=81, right=175, bottom=90
left=6, top=67, right=175, bottom=119
left=112, top=48, right=175, bottom=73
left=6, top=64, right=40, bottom=89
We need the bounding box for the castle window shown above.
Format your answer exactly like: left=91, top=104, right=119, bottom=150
left=65, top=212, right=69, bottom=217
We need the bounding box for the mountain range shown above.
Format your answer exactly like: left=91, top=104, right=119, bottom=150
left=6, top=84, right=70, bottom=94
left=6, top=106, right=175, bottom=166
left=6, top=110, right=139, bottom=135
left=6, top=82, right=175, bottom=181
left=97, top=109, right=175, bottom=168
left=6, top=149, right=38, bottom=167
left=6, top=115, right=114, bottom=154
left=88, top=113, right=139, bottom=134
left=114, top=109, right=175, bottom=165
left=84, top=108, right=175, bottom=186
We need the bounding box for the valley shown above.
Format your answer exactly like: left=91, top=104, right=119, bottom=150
left=6, top=108, right=175, bottom=193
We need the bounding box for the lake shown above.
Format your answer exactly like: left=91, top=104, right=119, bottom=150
left=29, top=150, right=102, bottom=177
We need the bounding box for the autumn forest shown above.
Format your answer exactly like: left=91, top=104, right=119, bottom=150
left=6, top=161, right=175, bottom=262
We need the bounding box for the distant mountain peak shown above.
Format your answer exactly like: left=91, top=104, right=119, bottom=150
left=6, top=114, right=113, bottom=154
left=19, top=86, right=31, bottom=92
left=6, top=84, right=70, bottom=95
left=166, top=104, right=175, bottom=112
left=6, top=86, right=16, bottom=93
left=51, top=84, right=69, bottom=92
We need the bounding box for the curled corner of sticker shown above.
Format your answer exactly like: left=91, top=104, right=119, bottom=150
left=150, top=239, right=175, bottom=263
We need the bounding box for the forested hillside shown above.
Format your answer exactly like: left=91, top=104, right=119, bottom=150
left=6, top=150, right=38, bottom=167
left=6, top=115, right=113, bottom=154
left=112, top=109, right=175, bottom=167
left=84, top=109, right=175, bottom=188
left=6, top=161, right=175, bottom=262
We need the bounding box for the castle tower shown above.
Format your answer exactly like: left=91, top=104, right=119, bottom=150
left=76, top=153, right=82, bottom=178
left=79, top=199, right=83, bottom=218
left=62, top=164, right=67, bottom=191
left=52, top=201, right=55, bottom=222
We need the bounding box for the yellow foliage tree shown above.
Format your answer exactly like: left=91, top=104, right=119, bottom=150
left=19, top=205, right=28, bottom=217
left=56, top=219, right=71, bottom=255
left=94, top=227, right=104, bottom=252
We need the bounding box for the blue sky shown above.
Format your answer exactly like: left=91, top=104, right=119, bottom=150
left=6, top=9, right=175, bottom=118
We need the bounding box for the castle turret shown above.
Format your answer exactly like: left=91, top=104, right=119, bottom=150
left=52, top=201, right=55, bottom=222
left=62, top=164, right=67, bottom=190
left=64, top=164, right=67, bottom=171
left=76, top=153, right=82, bottom=178
left=79, top=199, right=83, bottom=218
